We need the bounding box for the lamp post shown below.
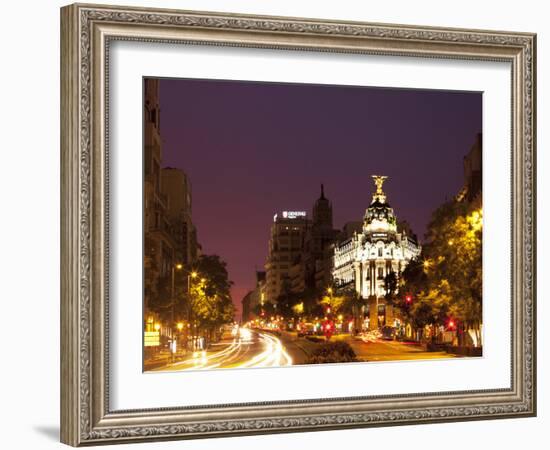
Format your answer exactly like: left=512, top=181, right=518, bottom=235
left=187, top=271, right=198, bottom=351
left=170, top=263, right=183, bottom=362
left=326, top=287, right=333, bottom=316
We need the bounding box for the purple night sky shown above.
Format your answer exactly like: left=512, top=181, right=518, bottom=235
left=158, top=78, right=482, bottom=313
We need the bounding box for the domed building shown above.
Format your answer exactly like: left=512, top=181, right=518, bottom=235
left=332, top=175, right=421, bottom=330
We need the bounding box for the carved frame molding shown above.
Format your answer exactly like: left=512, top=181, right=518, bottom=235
left=61, top=3, right=536, bottom=446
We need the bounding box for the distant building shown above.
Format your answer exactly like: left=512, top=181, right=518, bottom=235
left=265, top=211, right=309, bottom=303
left=241, top=271, right=267, bottom=322
left=332, top=176, right=421, bottom=330
left=299, top=185, right=340, bottom=292
left=456, top=133, right=482, bottom=207
left=161, top=167, right=200, bottom=266
left=241, top=291, right=254, bottom=324
left=341, top=221, right=363, bottom=240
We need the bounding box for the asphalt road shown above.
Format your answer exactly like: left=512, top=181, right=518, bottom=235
left=149, top=329, right=455, bottom=372
left=151, top=328, right=293, bottom=372
left=346, top=336, right=455, bottom=362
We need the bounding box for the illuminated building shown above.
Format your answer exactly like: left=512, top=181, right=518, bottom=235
left=332, top=176, right=421, bottom=330
left=265, top=211, right=309, bottom=303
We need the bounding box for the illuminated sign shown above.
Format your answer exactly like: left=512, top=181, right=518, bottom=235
left=372, top=232, right=388, bottom=240
left=282, top=211, right=306, bottom=219
left=144, top=331, right=160, bottom=347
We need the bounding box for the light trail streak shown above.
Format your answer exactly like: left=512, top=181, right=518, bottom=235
left=160, top=329, right=293, bottom=371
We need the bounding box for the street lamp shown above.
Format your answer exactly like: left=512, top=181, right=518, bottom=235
left=170, top=263, right=183, bottom=361
left=187, top=270, right=203, bottom=351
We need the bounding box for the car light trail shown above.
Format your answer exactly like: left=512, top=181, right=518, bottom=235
left=158, top=329, right=292, bottom=371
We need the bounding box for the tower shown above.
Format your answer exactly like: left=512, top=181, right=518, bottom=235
left=312, top=184, right=333, bottom=229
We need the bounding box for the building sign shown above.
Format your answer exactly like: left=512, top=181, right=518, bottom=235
left=144, top=331, right=160, bottom=347
left=282, top=211, right=306, bottom=219
left=372, top=232, right=388, bottom=240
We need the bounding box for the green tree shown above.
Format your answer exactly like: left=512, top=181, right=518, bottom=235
left=401, top=202, right=482, bottom=346
left=189, top=255, right=235, bottom=344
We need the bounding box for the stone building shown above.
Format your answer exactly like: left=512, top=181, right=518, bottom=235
left=456, top=133, right=482, bottom=208
left=161, top=167, right=200, bottom=266
left=265, top=211, right=309, bottom=303
left=144, top=79, right=176, bottom=312
left=332, top=176, right=421, bottom=330
left=143, top=80, right=200, bottom=327
left=241, top=271, right=267, bottom=322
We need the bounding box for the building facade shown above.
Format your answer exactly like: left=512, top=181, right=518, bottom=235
left=456, top=133, right=482, bottom=207
left=241, top=271, right=267, bottom=322
left=332, top=176, right=421, bottom=330
left=265, top=211, right=310, bottom=303
left=143, top=79, right=200, bottom=335
left=289, top=185, right=340, bottom=294
left=161, top=167, right=200, bottom=266
left=144, top=79, right=176, bottom=312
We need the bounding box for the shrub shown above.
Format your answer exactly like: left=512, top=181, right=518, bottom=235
left=306, top=341, right=358, bottom=364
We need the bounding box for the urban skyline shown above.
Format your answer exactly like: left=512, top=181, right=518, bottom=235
left=157, top=78, right=482, bottom=312
left=144, top=77, right=482, bottom=371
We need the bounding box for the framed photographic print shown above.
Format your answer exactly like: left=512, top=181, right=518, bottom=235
left=60, top=3, right=536, bottom=446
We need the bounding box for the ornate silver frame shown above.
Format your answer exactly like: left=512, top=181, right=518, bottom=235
left=60, top=3, right=536, bottom=446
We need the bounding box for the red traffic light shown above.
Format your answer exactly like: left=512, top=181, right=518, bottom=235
left=447, top=319, right=456, bottom=330
left=405, top=294, right=412, bottom=304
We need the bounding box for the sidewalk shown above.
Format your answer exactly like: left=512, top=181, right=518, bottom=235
left=144, top=349, right=193, bottom=371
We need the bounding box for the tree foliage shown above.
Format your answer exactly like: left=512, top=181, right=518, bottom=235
left=189, top=255, right=235, bottom=335
left=400, top=201, right=482, bottom=342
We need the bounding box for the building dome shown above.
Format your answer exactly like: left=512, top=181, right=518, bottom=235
left=363, top=176, right=397, bottom=237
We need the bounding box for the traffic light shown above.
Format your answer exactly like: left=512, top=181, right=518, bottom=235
left=405, top=294, right=412, bottom=304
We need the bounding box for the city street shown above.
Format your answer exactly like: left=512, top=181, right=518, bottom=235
left=150, top=328, right=454, bottom=372
left=151, top=328, right=293, bottom=371
left=347, top=335, right=454, bottom=362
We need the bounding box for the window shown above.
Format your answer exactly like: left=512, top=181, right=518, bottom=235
left=378, top=267, right=384, bottom=279
left=378, top=248, right=383, bottom=257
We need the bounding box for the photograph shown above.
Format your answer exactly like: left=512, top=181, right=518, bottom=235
left=142, top=77, right=483, bottom=372
left=56, top=2, right=536, bottom=446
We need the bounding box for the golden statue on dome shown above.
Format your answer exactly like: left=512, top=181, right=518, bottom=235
left=371, top=175, right=388, bottom=203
